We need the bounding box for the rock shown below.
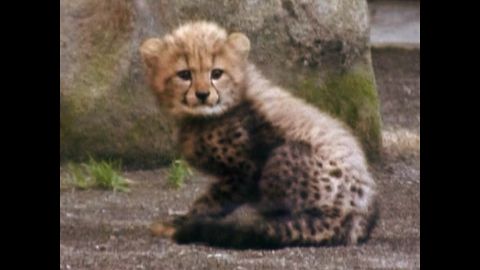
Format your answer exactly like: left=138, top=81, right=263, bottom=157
left=60, top=0, right=382, bottom=167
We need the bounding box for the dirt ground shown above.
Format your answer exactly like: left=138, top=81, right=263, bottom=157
left=60, top=48, right=420, bottom=270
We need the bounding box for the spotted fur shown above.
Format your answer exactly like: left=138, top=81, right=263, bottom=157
left=140, top=21, right=378, bottom=248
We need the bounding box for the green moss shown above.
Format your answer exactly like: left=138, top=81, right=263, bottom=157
left=60, top=94, right=177, bottom=169
left=60, top=94, right=88, bottom=159
left=60, top=55, right=124, bottom=162
left=296, top=69, right=382, bottom=160
left=65, top=1, right=133, bottom=115
left=67, top=47, right=124, bottom=115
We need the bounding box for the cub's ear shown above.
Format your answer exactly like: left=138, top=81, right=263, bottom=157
left=226, top=32, right=250, bottom=59
left=139, top=38, right=164, bottom=70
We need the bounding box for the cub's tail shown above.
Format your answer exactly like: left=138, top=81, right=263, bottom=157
left=173, top=213, right=366, bottom=249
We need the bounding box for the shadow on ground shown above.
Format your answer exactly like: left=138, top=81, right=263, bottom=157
left=60, top=48, right=420, bottom=269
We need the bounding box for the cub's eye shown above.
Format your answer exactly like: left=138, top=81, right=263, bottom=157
left=176, top=70, right=192, bottom=80
left=211, top=69, right=224, bottom=80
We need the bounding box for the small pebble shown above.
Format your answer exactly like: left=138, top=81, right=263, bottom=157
left=95, top=244, right=107, bottom=251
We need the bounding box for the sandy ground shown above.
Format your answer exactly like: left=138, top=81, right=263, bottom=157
left=60, top=48, right=420, bottom=270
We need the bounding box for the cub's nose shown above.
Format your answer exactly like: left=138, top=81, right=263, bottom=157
left=195, top=91, right=210, bottom=102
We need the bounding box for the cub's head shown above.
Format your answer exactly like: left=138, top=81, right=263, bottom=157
left=140, top=21, right=250, bottom=118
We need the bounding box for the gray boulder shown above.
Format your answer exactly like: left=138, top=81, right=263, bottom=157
left=60, top=0, right=382, bottom=168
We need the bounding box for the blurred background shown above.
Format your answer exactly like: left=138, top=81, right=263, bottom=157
left=370, top=0, right=419, bottom=48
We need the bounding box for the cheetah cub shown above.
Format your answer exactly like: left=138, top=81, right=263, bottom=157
left=140, top=21, right=378, bottom=248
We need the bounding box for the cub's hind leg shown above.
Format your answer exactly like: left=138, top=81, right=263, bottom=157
left=257, top=141, right=377, bottom=246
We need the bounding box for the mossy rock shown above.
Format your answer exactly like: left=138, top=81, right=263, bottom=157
left=295, top=60, right=382, bottom=161
left=60, top=0, right=382, bottom=168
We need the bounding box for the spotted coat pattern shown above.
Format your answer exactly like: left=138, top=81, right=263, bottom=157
left=175, top=101, right=378, bottom=248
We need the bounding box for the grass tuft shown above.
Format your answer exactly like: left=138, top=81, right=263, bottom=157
left=62, top=158, right=129, bottom=192
left=167, top=159, right=193, bottom=189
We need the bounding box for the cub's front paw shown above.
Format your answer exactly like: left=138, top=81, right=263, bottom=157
left=149, top=221, right=176, bottom=238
